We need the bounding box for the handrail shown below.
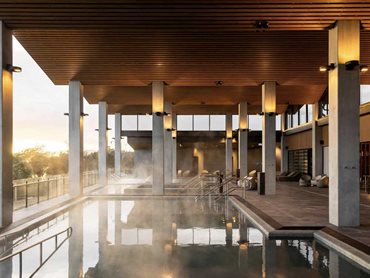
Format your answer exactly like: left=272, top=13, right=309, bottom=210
left=0, top=227, right=73, bottom=277
left=195, top=176, right=237, bottom=200
left=0, top=213, right=67, bottom=257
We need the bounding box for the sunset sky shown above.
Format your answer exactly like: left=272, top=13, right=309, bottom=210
left=12, top=36, right=124, bottom=153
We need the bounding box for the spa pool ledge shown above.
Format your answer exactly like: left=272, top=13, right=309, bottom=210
left=0, top=196, right=87, bottom=238
left=315, top=229, right=370, bottom=271
left=229, top=195, right=321, bottom=239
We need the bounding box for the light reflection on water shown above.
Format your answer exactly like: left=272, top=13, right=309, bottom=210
left=0, top=199, right=369, bottom=277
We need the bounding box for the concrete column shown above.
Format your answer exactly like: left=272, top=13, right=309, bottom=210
left=68, top=205, right=83, bottom=277
left=152, top=81, right=165, bottom=195
left=238, top=102, right=248, bottom=178
left=164, top=101, right=172, bottom=185
left=262, top=81, right=277, bottom=195
left=114, top=113, right=122, bottom=176
left=98, top=102, right=108, bottom=186
left=68, top=81, right=84, bottom=197
left=262, top=237, right=277, bottom=277
left=0, top=22, right=13, bottom=227
left=225, top=114, right=233, bottom=175
left=328, top=20, right=360, bottom=227
left=171, top=113, right=177, bottom=181
left=312, top=103, right=323, bottom=177
left=115, top=201, right=122, bottom=245
left=280, top=113, right=288, bottom=173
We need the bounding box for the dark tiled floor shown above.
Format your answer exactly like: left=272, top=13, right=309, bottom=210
left=234, top=182, right=370, bottom=248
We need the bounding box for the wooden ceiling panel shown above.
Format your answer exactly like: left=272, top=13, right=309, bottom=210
left=3, top=1, right=370, bottom=110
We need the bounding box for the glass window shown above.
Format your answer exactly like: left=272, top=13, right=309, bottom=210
left=210, top=115, right=226, bottom=130
left=193, top=115, right=209, bottom=130
left=138, top=115, right=152, bottom=130
left=177, top=115, right=193, bottom=131
left=307, top=104, right=313, bottom=122
left=249, top=115, right=262, bottom=130
left=232, top=115, right=239, bottom=130
left=293, top=111, right=299, bottom=127
left=276, top=115, right=281, bottom=130
left=361, top=85, right=370, bottom=104
left=122, top=115, right=138, bottom=130
left=299, top=105, right=307, bottom=124
left=285, top=113, right=291, bottom=129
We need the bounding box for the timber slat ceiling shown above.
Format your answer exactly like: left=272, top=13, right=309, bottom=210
left=2, top=1, right=370, bottom=111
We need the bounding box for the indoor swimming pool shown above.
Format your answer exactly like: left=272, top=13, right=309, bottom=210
left=0, top=198, right=369, bottom=277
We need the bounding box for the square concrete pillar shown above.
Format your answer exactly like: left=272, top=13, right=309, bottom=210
left=280, top=112, right=288, bottom=173
left=238, top=102, right=248, bottom=178
left=68, top=81, right=84, bottom=197
left=0, top=22, right=13, bottom=227
left=98, top=102, right=108, bottom=186
left=171, top=113, right=177, bottom=181
left=312, top=103, right=323, bottom=177
left=114, top=113, right=122, bottom=176
left=262, top=81, right=277, bottom=195
left=328, top=20, right=360, bottom=227
left=152, top=81, right=165, bottom=195
left=225, top=114, right=233, bottom=175
left=164, top=101, right=172, bottom=185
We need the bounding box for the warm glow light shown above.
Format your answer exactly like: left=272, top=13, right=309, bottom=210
left=360, top=65, right=369, bottom=72
left=164, top=243, right=173, bottom=254
left=239, top=243, right=249, bottom=250
left=152, top=81, right=164, bottom=113
left=13, top=140, right=68, bottom=153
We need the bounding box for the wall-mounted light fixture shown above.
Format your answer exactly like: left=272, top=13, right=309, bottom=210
left=344, top=60, right=368, bottom=72
left=172, top=128, right=177, bottom=139
left=319, top=63, right=336, bottom=72
left=345, top=60, right=360, bottom=70
left=258, top=112, right=277, bottom=116
left=154, top=111, right=171, bottom=116
left=64, top=112, right=88, bottom=116
left=360, top=65, right=369, bottom=72
left=6, top=64, right=22, bottom=73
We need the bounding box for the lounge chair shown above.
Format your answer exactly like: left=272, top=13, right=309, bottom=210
left=277, top=171, right=302, bottom=182
left=311, top=175, right=329, bottom=188
left=299, top=174, right=311, bottom=187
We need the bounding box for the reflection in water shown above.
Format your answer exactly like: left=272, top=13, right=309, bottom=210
left=0, top=199, right=369, bottom=277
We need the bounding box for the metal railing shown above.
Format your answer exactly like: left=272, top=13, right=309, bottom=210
left=0, top=227, right=72, bottom=278
left=13, top=171, right=98, bottom=210
left=0, top=213, right=67, bottom=258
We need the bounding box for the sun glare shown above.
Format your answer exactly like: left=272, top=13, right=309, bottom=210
left=13, top=140, right=68, bottom=154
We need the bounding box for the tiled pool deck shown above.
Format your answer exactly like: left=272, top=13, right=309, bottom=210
left=231, top=182, right=370, bottom=265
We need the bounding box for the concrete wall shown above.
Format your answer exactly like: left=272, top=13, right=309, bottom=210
left=285, top=113, right=370, bottom=151
left=177, top=147, right=195, bottom=174
left=248, top=148, right=262, bottom=173
left=285, top=130, right=312, bottom=150
left=176, top=145, right=264, bottom=175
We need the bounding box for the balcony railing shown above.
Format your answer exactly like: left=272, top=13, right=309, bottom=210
left=13, top=171, right=99, bottom=211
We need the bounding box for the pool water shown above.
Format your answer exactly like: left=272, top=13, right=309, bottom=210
left=0, top=198, right=369, bottom=277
